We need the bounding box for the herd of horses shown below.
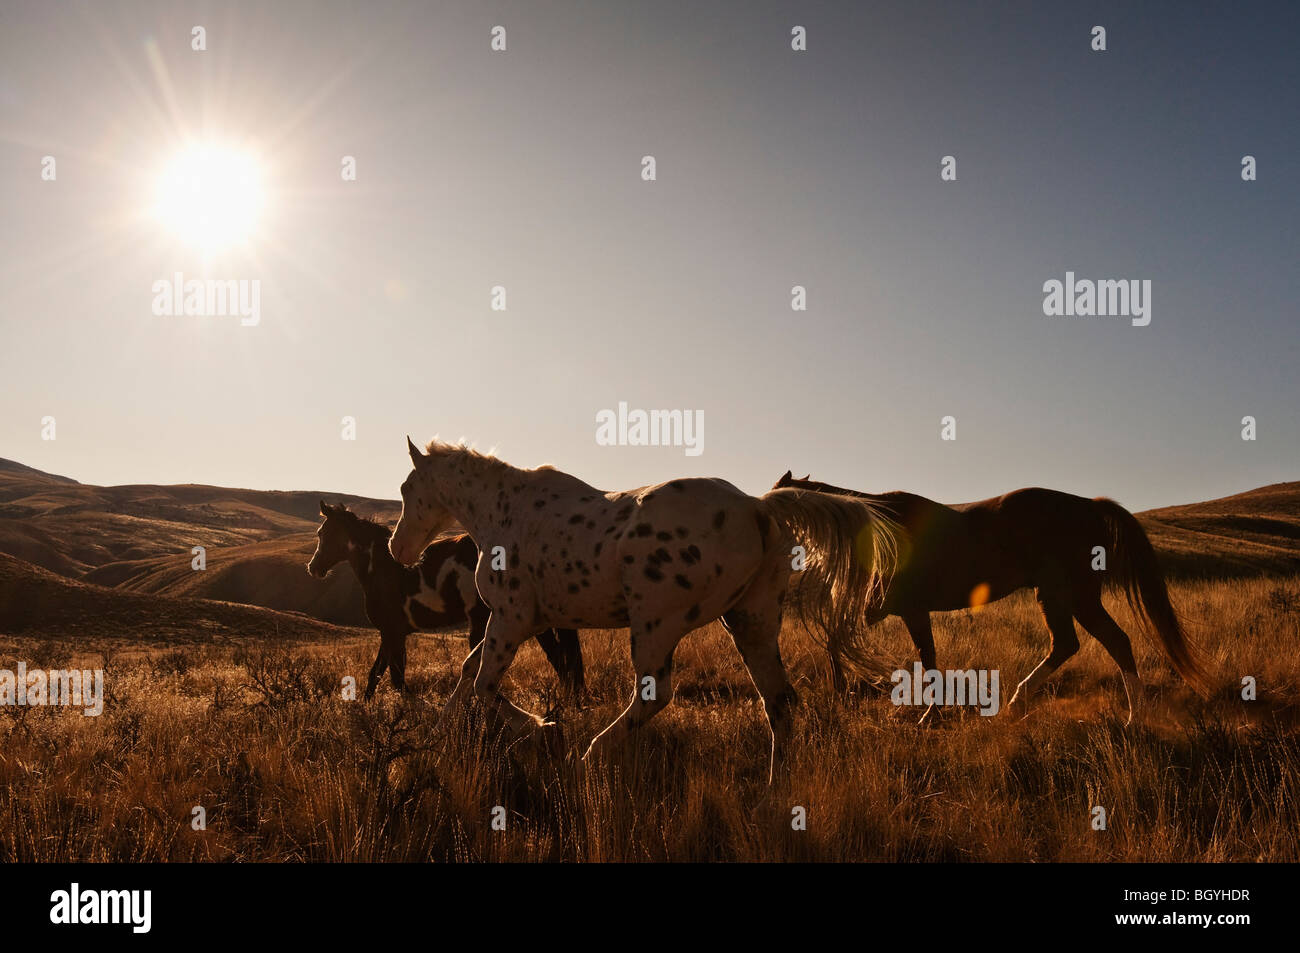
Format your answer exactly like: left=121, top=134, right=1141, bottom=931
left=306, top=438, right=1209, bottom=781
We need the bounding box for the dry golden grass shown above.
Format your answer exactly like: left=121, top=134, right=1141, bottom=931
left=1, top=574, right=1297, bottom=862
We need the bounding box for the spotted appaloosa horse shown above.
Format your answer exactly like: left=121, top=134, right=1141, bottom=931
left=307, top=502, right=584, bottom=700
left=389, top=438, right=898, bottom=782
left=773, top=472, right=1210, bottom=722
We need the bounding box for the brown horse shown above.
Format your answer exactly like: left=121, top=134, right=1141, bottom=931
left=773, top=473, right=1209, bottom=722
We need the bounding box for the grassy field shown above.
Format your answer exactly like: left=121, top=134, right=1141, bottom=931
left=1, top=574, right=1297, bottom=862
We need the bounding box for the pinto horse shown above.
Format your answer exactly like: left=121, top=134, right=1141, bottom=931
left=389, top=439, right=898, bottom=781
left=773, top=472, right=1210, bottom=722
left=307, top=502, right=585, bottom=700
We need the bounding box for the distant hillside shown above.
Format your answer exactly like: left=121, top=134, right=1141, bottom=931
left=0, top=459, right=400, bottom=569
left=83, top=535, right=372, bottom=626
left=0, top=458, right=403, bottom=625
left=0, top=552, right=368, bottom=642
left=1137, top=482, right=1300, bottom=578
left=0, top=458, right=79, bottom=485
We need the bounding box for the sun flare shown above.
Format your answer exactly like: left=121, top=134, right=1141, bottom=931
left=152, top=143, right=263, bottom=250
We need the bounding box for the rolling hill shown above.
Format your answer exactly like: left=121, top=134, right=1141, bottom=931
left=82, top=535, right=370, bottom=626
left=0, top=457, right=402, bottom=627
left=1137, top=482, right=1300, bottom=578
left=0, top=552, right=368, bottom=643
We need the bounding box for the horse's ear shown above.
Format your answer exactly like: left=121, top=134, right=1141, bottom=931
left=776, top=470, right=793, bottom=488
left=407, top=435, right=424, bottom=466
left=319, top=499, right=330, bottom=516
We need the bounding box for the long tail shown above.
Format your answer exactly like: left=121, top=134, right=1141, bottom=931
left=1094, top=497, right=1211, bottom=696
left=757, top=487, right=899, bottom=675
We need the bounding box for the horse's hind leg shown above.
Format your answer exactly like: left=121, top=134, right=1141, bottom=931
left=723, top=602, right=797, bottom=785
left=1006, top=590, right=1080, bottom=717
left=1074, top=597, right=1144, bottom=725
left=583, top=620, right=682, bottom=763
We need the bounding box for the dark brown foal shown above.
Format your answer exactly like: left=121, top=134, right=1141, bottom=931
left=307, top=502, right=584, bottom=700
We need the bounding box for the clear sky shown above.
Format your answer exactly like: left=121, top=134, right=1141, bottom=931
left=1, top=0, right=1296, bottom=511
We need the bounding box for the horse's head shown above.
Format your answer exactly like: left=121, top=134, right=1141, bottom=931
left=307, top=501, right=355, bottom=578
left=389, top=436, right=456, bottom=566
left=772, top=470, right=811, bottom=490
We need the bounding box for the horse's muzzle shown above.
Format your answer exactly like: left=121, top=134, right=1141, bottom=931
left=388, top=538, right=418, bottom=567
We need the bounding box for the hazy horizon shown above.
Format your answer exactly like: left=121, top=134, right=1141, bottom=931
left=3, top=0, right=1296, bottom=513
left=0, top=445, right=1293, bottom=515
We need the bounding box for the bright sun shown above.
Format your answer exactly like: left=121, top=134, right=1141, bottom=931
left=153, top=143, right=263, bottom=250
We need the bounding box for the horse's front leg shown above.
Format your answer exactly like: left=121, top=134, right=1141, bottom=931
left=434, top=605, right=489, bottom=721
left=472, top=613, right=552, bottom=736
left=364, top=644, right=388, bottom=700
left=385, top=632, right=408, bottom=692
left=535, top=627, right=586, bottom=701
